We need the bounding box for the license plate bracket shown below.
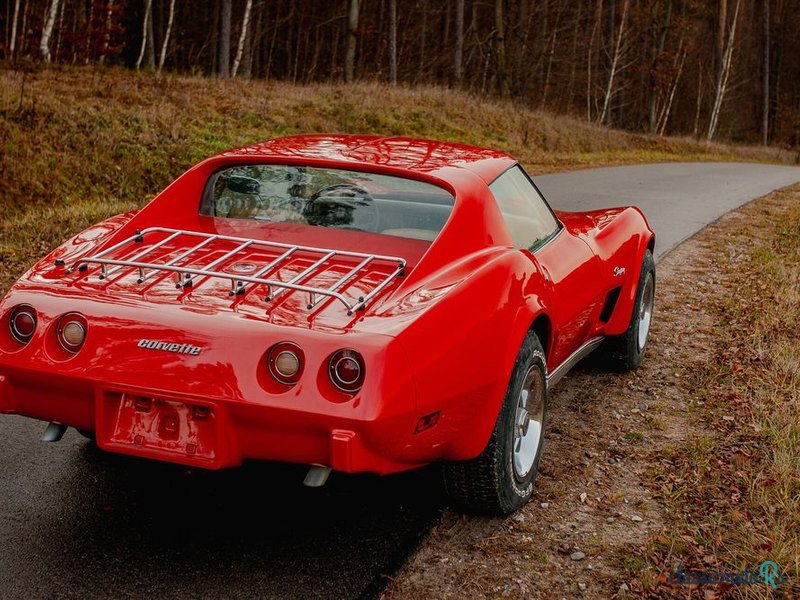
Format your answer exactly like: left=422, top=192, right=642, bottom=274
left=97, top=391, right=221, bottom=466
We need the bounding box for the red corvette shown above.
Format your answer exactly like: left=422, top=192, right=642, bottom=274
left=0, top=135, right=654, bottom=514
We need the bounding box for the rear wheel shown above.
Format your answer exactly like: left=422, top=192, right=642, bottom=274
left=600, top=249, right=655, bottom=371
left=76, top=428, right=95, bottom=442
left=442, top=331, right=548, bottom=515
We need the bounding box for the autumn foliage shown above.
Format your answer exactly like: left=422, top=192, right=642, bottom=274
left=2, top=1, right=799, bottom=146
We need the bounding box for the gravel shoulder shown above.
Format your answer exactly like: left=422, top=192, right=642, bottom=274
left=384, top=186, right=800, bottom=599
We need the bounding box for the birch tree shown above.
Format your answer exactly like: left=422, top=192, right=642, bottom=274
left=39, top=0, right=61, bottom=63
left=9, top=0, right=21, bottom=59
left=135, top=0, right=153, bottom=70
left=587, top=0, right=603, bottom=122
left=232, top=0, right=254, bottom=78
left=598, top=0, right=631, bottom=125
left=656, top=44, right=687, bottom=136
left=158, top=0, right=177, bottom=73
left=707, top=0, right=741, bottom=140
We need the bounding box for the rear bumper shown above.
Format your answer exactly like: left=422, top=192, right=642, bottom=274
left=0, top=370, right=427, bottom=475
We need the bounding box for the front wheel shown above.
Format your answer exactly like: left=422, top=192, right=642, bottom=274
left=442, top=331, right=548, bottom=515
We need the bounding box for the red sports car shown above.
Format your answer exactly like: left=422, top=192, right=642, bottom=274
left=0, top=135, right=654, bottom=514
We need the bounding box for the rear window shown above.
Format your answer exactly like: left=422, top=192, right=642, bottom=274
left=200, top=164, right=454, bottom=242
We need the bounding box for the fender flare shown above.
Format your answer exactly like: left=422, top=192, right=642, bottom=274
left=445, top=297, right=551, bottom=461
left=604, top=208, right=655, bottom=335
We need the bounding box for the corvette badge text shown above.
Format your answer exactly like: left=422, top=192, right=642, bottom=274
left=137, top=339, right=203, bottom=356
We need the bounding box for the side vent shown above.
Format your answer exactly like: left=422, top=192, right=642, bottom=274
left=599, top=286, right=622, bottom=323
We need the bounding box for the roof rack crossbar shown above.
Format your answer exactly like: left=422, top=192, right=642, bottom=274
left=100, top=230, right=182, bottom=279
left=308, top=256, right=374, bottom=310
left=233, top=246, right=299, bottom=296
left=181, top=240, right=253, bottom=289
left=139, top=235, right=218, bottom=283
left=267, top=251, right=336, bottom=302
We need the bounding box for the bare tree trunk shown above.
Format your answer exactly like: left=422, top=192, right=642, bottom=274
left=416, top=0, right=427, bottom=82
left=692, top=64, right=703, bottom=137
left=541, top=4, right=566, bottom=109
left=345, top=0, right=360, bottom=83
left=218, top=0, right=232, bottom=77
left=515, top=0, right=534, bottom=96
left=157, top=0, right=176, bottom=73
left=716, top=0, right=728, bottom=84
left=587, top=0, right=603, bottom=122
left=762, top=0, right=770, bottom=145
left=495, top=0, right=509, bottom=96
left=39, top=0, right=61, bottom=63
left=98, top=0, right=116, bottom=64
left=707, top=0, right=741, bottom=140
left=454, top=0, right=464, bottom=85
left=232, top=0, right=254, bottom=77
left=388, top=0, right=397, bottom=85
left=243, top=3, right=261, bottom=79
left=136, top=0, right=153, bottom=69
left=649, top=0, right=673, bottom=133
left=657, top=46, right=687, bottom=136
left=566, top=1, right=584, bottom=111
left=145, top=0, right=156, bottom=69
left=9, top=0, right=20, bottom=58
left=54, top=0, right=66, bottom=61
left=83, top=0, right=93, bottom=63
left=20, top=0, right=30, bottom=56
left=598, top=0, right=630, bottom=125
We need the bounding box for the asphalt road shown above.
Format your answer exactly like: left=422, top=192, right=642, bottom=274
left=1, top=163, right=799, bottom=600
left=536, top=162, right=800, bottom=260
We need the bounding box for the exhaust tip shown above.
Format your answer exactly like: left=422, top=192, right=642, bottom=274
left=303, top=465, right=332, bottom=488
left=42, top=422, right=68, bottom=442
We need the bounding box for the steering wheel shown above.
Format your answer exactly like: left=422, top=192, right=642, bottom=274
left=303, top=183, right=379, bottom=232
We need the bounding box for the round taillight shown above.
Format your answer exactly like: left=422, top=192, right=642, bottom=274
left=57, top=313, right=87, bottom=353
left=329, top=349, right=365, bottom=394
left=9, top=305, right=37, bottom=344
left=267, top=342, right=304, bottom=385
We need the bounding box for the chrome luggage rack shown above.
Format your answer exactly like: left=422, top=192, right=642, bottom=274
left=65, top=227, right=407, bottom=315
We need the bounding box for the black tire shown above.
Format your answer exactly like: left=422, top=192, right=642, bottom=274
left=600, top=249, right=656, bottom=371
left=442, top=331, right=548, bottom=515
left=76, top=428, right=96, bottom=442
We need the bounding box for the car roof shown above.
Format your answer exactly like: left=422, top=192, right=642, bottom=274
left=220, top=134, right=517, bottom=185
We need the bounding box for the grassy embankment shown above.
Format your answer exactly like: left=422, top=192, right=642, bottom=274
left=630, top=189, right=800, bottom=597
left=0, top=66, right=793, bottom=291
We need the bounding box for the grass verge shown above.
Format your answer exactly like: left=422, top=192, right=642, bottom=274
left=0, top=66, right=795, bottom=291
left=631, top=187, right=800, bottom=598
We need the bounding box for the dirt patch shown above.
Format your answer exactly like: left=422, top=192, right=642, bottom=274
left=384, top=187, right=800, bottom=599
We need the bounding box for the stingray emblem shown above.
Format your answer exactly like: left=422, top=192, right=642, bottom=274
left=137, top=339, right=203, bottom=356
left=613, top=266, right=626, bottom=277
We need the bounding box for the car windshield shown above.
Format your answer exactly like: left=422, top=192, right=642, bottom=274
left=200, top=164, right=455, bottom=242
